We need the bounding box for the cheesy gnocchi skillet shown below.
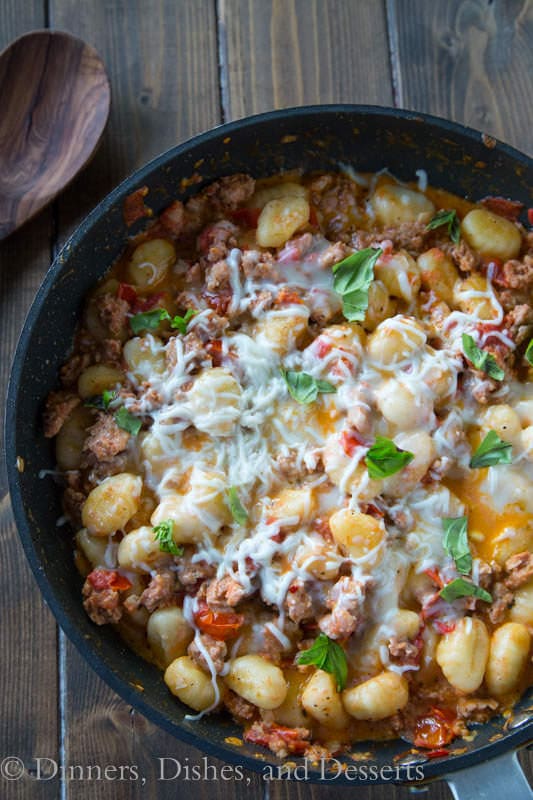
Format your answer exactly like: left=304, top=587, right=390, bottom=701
left=43, top=168, right=533, bottom=759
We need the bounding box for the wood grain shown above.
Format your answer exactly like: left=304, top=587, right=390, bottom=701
left=0, top=2, right=61, bottom=796
left=0, top=31, right=110, bottom=239
left=218, top=0, right=393, bottom=120
left=388, top=0, right=533, bottom=153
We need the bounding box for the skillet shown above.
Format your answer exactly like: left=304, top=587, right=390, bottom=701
left=5, top=105, right=533, bottom=798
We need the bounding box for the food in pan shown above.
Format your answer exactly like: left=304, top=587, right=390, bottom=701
left=43, top=169, right=533, bottom=757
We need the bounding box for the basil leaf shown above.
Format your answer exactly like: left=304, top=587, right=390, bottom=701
left=171, top=308, right=198, bottom=334
left=470, top=430, right=512, bottom=468
left=130, top=307, right=170, bottom=334
left=153, top=519, right=183, bottom=556
left=84, top=389, right=117, bottom=411
left=296, top=633, right=348, bottom=692
left=332, top=247, right=382, bottom=322
left=462, top=333, right=505, bottom=381
left=526, top=339, right=533, bottom=367
left=443, top=516, right=471, bottom=575
left=439, top=578, right=492, bottom=603
left=426, top=209, right=461, bottom=245
left=114, top=406, right=142, bottom=436
left=281, top=369, right=336, bottom=404
left=227, top=487, right=248, bottom=525
left=365, top=436, right=414, bottom=479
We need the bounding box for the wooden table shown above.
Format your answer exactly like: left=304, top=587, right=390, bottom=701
left=1, top=2, right=532, bottom=798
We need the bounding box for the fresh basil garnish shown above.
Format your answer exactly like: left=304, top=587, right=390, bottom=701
left=526, top=339, right=533, bottom=367
left=365, top=436, right=414, bottom=479
left=153, top=519, right=183, bottom=556
left=443, top=516, right=471, bottom=575
left=439, top=577, right=492, bottom=603
left=84, top=389, right=117, bottom=411
left=170, top=308, right=198, bottom=334
left=332, top=247, right=382, bottom=322
left=470, top=430, right=512, bottom=468
left=130, top=307, right=170, bottom=334
left=462, top=333, right=505, bottom=381
left=296, top=633, right=348, bottom=692
left=227, top=487, right=248, bottom=526
left=114, top=406, right=142, bottom=436
left=426, top=209, right=461, bottom=244
left=281, top=369, right=336, bottom=405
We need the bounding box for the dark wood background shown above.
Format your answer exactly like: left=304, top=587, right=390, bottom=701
left=1, top=1, right=532, bottom=798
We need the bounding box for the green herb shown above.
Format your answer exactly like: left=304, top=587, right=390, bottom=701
left=332, top=247, right=382, bottom=322
left=526, top=339, right=533, bottom=367
left=443, top=516, right=471, bottom=575
left=426, top=209, right=461, bottom=244
left=114, top=406, right=142, bottom=436
left=227, top=487, right=248, bottom=526
left=130, top=307, right=170, bottom=334
left=365, top=436, right=414, bottom=479
left=281, top=369, right=336, bottom=404
left=84, top=389, right=117, bottom=411
left=439, top=577, right=492, bottom=604
left=470, top=430, right=512, bottom=468
left=296, top=633, right=348, bottom=692
left=170, top=308, right=198, bottom=334
left=153, top=520, right=183, bottom=556
left=462, top=333, right=505, bottom=381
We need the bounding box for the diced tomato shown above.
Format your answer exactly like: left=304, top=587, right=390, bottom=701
left=426, top=749, right=451, bottom=759
left=528, top=208, right=533, bottom=226
left=413, top=710, right=455, bottom=749
left=132, top=291, right=165, bottom=313
left=244, top=723, right=309, bottom=755
left=194, top=602, right=244, bottom=641
left=118, top=282, right=138, bottom=305
left=424, top=567, right=445, bottom=589
left=205, top=339, right=223, bottom=366
left=87, top=569, right=132, bottom=592
left=229, top=207, right=261, bottom=229
left=434, top=620, right=456, bottom=635
left=309, top=206, right=319, bottom=227
left=480, top=196, right=524, bottom=222
left=316, top=338, right=333, bottom=358
left=340, top=429, right=366, bottom=458
left=275, top=287, right=303, bottom=305
left=363, top=503, right=385, bottom=519
left=314, top=517, right=333, bottom=540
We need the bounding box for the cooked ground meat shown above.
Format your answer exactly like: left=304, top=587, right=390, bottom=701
left=82, top=582, right=123, bottom=625
left=43, top=391, right=80, bottom=438
left=176, top=559, right=216, bottom=589
left=505, top=551, right=533, bottom=590
left=60, top=352, right=92, bottom=387
left=205, top=575, right=246, bottom=609
left=354, top=220, right=431, bottom=255
left=99, top=338, right=123, bottom=366
left=318, top=576, right=367, bottom=639
left=188, top=633, right=227, bottom=674
left=310, top=174, right=362, bottom=241
left=223, top=690, right=257, bottom=721
left=82, top=413, right=130, bottom=462
left=456, top=696, right=499, bottom=722
left=442, top=239, right=480, bottom=273
left=140, top=570, right=179, bottom=612
left=504, top=304, right=533, bottom=346
left=205, top=259, right=231, bottom=292
left=284, top=581, right=313, bottom=624
left=498, top=255, right=533, bottom=291
left=488, top=581, right=515, bottom=624
left=97, top=293, right=130, bottom=338
left=388, top=636, right=420, bottom=665
left=160, top=199, right=186, bottom=236
left=244, top=721, right=311, bottom=758
left=199, top=221, right=238, bottom=263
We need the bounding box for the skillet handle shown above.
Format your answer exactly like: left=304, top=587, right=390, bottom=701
left=445, top=750, right=532, bottom=800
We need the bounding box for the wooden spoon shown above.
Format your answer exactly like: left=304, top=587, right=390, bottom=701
left=0, top=30, right=110, bottom=240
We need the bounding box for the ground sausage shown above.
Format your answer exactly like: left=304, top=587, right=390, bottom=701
left=83, top=413, right=130, bottom=462
left=43, top=391, right=80, bottom=438
left=505, top=551, right=533, bottom=591
left=188, top=633, right=227, bottom=674
left=224, top=690, right=257, bottom=720
left=140, top=570, right=179, bottom=612
left=284, top=581, right=313, bottom=624
left=82, top=582, right=123, bottom=625
left=205, top=575, right=247, bottom=609
left=318, top=576, right=367, bottom=640
left=98, top=293, right=130, bottom=338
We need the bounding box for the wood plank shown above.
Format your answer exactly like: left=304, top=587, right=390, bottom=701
left=218, top=0, right=393, bottom=120
left=0, top=4, right=61, bottom=799
left=47, top=1, right=260, bottom=796
left=388, top=0, right=533, bottom=153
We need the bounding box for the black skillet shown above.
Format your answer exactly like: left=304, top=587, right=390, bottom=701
left=5, top=106, right=533, bottom=797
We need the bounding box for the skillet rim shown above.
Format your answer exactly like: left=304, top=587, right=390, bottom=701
left=5, top=103, right=533, bottom=785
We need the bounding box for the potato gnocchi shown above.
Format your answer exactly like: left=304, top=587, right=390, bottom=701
left=44, top=169, right=533, bottom=759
